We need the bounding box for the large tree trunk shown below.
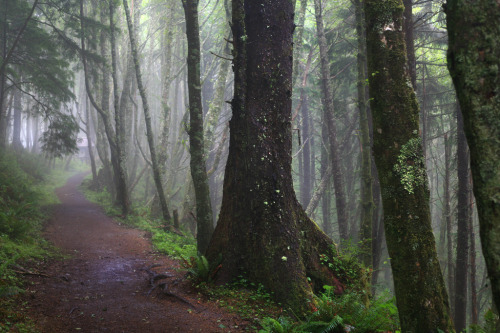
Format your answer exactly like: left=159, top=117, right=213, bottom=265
left=123, top=0, right=171, bottom=222
left=206, top=0, right=348, bottom=314
left=313, top=0, right=349, bottom=241
left=445, top=0, right=500, bottom=312
left=364, top=0, right=454, bottom=331
left=181, top=0, right=214, bottom=253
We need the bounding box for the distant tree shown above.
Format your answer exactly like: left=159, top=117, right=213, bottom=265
left=0, top=0, right=74, bottom=148
left=206, top=0, right=348, bottom=313
left=40, top=113, right=79, bottom=159
left=122, top=0, right=171, bottom=223
left=364, top=0, right=454, bottom=330
left=313, top=0, right=349, bottom=240
left=446, top=0, right=500, bottom=313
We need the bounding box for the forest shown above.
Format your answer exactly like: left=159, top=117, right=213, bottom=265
left=0, top=0, right=499, bottom=332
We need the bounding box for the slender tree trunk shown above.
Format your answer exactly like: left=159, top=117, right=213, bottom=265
left=300, top=94, right=312, bottom=207
left=85, top=95, right=97, bottom=182
left=292, top=0, right=308, bottom=87
left=446, top=0, right=500, bottom=312
left=441, top=132, right=455, bottom=313
left=158, top=4, right=175, bottom=171
left=455, top=104, right=470, bottom=332
left=206, top=0, right=349, bottom=314
left=109, top=0, right=130, bottom=215
left=181, top=0, right=214, bottom=253
left=354, top=0, right=373, bottom=268
left=469, top=184, right=479, bottom=325
left=12, top=86, right=22, bottom=150
left=80, top=0, right=126, bottom=212
left=123, top=0, right=171, bottom=222
left=364, top=0, right=454, bottom=330
left=313, top=0, right=349, bottom=241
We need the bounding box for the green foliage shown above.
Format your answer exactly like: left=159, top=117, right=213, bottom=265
left=181, top=254, right=222, bottom=283
left=40, top=114, right=80, bottom=158
left=201, top=277, right=283, bottom=328
left=259, top=289, right=399, bottom=333
left=0, top=150, right=44, bottom=239
left=467, top=310, right=500, bottom=333
left=393, top=136, right=427, bottom=194
left=319, top=242, right=367, bottom=290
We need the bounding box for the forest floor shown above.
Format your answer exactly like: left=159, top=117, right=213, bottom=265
left=18, top=172, right=247, bottom=332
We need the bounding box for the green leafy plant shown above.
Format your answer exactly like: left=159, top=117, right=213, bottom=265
left=181, top=254, right=222, bottom=283
left=259, top=288, right=399, bottom=333
left=467, top=310, right=500, bottom=333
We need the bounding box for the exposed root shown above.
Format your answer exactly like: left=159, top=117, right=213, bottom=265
left=142, top=264, right=195, bottom=308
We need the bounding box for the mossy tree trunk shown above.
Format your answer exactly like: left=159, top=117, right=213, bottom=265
left=181, top=0, right=214, bottom=254
left=206, top=0, right=346, bottom=315
left=123, top=0, right=171, bottom=223
left=445, top=0, right=500, bottom=313
left=364, top=0, right=454, bottom=331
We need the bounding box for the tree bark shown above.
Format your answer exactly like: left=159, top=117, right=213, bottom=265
left=364, top=0, right=454, bottom=330
left=181, top=0, right=214, bottom=253
left=206, top=0, right=348, bottom=314
left=469, top=185, right=478, bottom=325
left=80, top=0, right=127, bottom=214
left=445, top=0, right=500, bottom=312
left=354, top=0, right=374, bottom=268
left=12, top=86, right=22, bottom=150
left=313, top=0, right=349, bottom=241
left=123, top=0, right=171, bottom=222
left=455, top=104, right=470, bottom=332
left=403, top=0, right=416, bottom=91
left=109, top=0, right=130, bottom=216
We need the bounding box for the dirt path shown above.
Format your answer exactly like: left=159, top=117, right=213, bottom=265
left=22, top=173, right=244, bottom=332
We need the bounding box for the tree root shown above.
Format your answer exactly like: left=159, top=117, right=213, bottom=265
left=142, top=264, right=195, bottom=308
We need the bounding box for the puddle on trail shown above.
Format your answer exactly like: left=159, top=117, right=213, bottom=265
left=92, top=257, right=146, bottom=285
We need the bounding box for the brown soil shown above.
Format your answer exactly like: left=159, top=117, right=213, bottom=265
left=21, top=173, right=247, bottom=332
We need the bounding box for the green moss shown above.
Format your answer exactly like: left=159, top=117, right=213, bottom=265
left=393, top=137, right=426, bottom=194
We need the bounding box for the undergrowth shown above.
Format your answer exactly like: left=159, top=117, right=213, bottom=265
left=197, top=275, right=285, bottom=331
left=259, top=287, right=399, bottom=332
left=0, top=148, right=83, bottom=332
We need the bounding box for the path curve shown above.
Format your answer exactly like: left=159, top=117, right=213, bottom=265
left=23, top=172, right=243, bottom=332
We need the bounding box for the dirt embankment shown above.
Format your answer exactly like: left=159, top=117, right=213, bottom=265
left=22, top=173, right=244, bottom=332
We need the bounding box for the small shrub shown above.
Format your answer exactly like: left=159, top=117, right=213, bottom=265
left=467, top=310, right=500, bottom=333
left=181, top=254, right=222, bottom=283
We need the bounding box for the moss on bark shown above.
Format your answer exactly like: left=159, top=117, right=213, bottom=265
left=364, top=0, right=454, bottom=331
left=446, top=0, right=500, bottom=313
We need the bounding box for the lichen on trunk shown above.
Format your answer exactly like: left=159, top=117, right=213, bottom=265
left=364, top=0, right=453, bottom=331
